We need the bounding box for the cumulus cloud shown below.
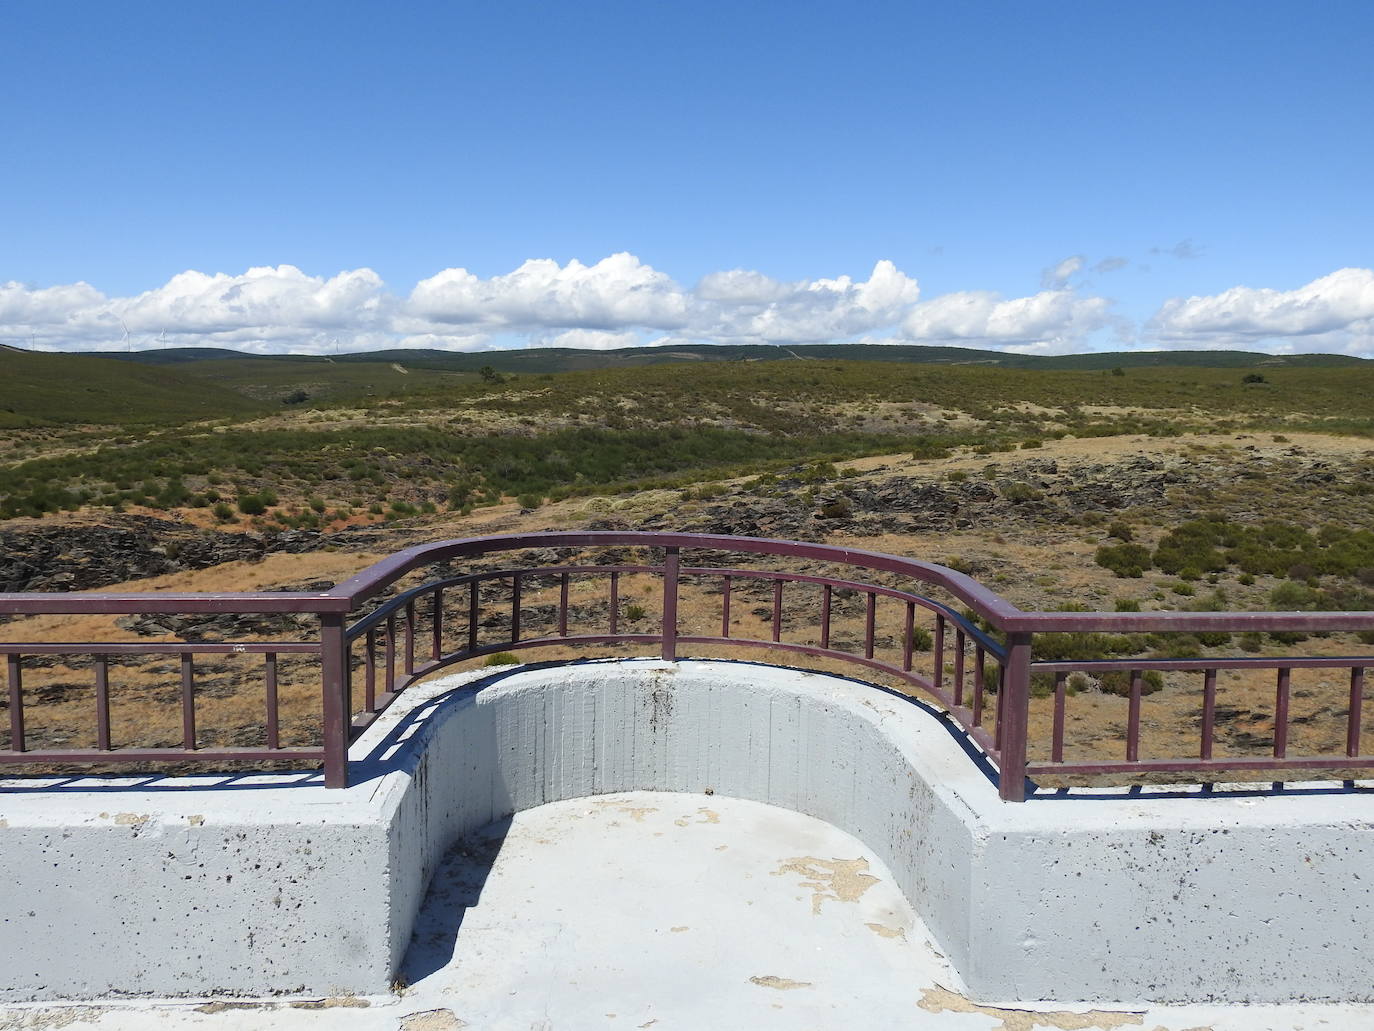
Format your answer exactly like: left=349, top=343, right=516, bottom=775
left=18, top=253, right=1369, bottom=359
left=407, top=253, right=690, bottom=331
left=1150, top=267, right=1374, bottom=353
left=902, top=288, right=1113, bottom=353
left=693, top=260, right=920, bottom=344
left=0, top=265, right=390, bottom=353
left=1040, top=255, right=1084, bottom=289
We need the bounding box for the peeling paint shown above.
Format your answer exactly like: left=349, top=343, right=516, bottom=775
left=399, top=1008, right=467, bottom=1030
left=917, top=987, right=1145, bottom=1030
left=772, top=856, right=879, bottom=914
left=865, top=922, right=905, bottom=939
left=749, top=975, right=812, bottom=991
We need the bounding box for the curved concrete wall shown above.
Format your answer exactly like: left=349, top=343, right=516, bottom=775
left=4, top=658, right=1374, bottom=1004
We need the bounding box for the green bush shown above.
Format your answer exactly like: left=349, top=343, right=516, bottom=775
left=236, top=493, right=267, bottom=516
left=1095, top=543, right=1152, bottom=578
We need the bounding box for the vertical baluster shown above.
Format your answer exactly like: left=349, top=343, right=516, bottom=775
left=7, top=654, right=24, bottom=752
left=180, top=654, right=197, bottom=751
left=994, top=658, right=1007, bottom=750
left=953, top=629, right=966, bottom=708
left=934, top=614, right=945, bottom=694
left=1274, top=667, right=1291, bottom=759
left=94, top=655, right=111, bottom=751
left=385, top=614, right=397, bottom=695
left=610, top=571, right=620, bottom=635
left=820, top=585, right=832, bottom=650
left=468, top=580, right=479, bottom=653
left=661, top=547, right=680, bottom=661
left=1126, top=669, right=1142, bottom=762
left=902, top=601, right=915, bottom=672
left=431, top=589, right=444, bottom=661
left=972, top=646, right=985, bottom=725
left=405, top=600, right=416, bottom=675
left=364, top=629, right=377, bottom=713
left=864, top=592, right=876, bottom=659
left=511, top=573, right=522, bottom=644
left=721, top=576, right=732, bottom=638
left=265, top=651, right=280, bottom=749
left=1201, top=668, right=1217, bottom=760
left=1348, top=667, right=1365, bottom=758
left=559, top=573, right=570, bottom=637
left=771, top=581, right=783, bottom=643
left=1051, top=671, right=1067, bottom=763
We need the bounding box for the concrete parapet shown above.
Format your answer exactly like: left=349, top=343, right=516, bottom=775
left=2, top=658, right=1372, bottom=1004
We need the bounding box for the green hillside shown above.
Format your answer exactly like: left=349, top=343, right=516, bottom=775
left=95, top=342, right=1370, bottom=375
left=0, top=348, right=269, bottom=428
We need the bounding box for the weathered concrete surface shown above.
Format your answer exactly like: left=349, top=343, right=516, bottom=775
left=4, top=658, right=1374, bottom=1007
left=3, top=794, right=1374, bottom=1030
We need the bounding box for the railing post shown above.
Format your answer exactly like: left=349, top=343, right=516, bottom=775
left=661, top=546, right=680, bottom=661
left=999, top=631, right=1033, bottom=802
left=320, top=612, right=350, bottom=789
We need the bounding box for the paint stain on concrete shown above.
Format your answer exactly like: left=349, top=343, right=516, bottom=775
left=865, top=921, right=905, bottom=939
left=290, top=996, right=371, bottom=1010
left=399, top=1008, right=467, bottom=1030
left=592, top=799, right=657, bottom=822
left=670, top=926, right=689, bottom=933
left=674, top=808, right=721, bottom=826
left=917, top=987, right=1146, bottom=1031
left=0, top=1006, right=109, bottom=1028
left=186, top=815, right=205, bottom=827
left=771, top=856, right=879, bottom=914
left=749, top=975, right=812, bottom=991
left=112, top=813, right=149, bottom=826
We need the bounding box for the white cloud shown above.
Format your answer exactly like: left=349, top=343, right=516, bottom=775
left=0, top=265, right=390, bottom=353
left=1150, top=267, right=1374, bottom=354
left=902, top=288, right=1113, bottom=353
left=693, top=260, right=920, bottom=344
left=407, top=253, right=690, bottom=331
left=1040, top=255, right=1084, bottom=289
left=13, top=254, right=1368, bottom=360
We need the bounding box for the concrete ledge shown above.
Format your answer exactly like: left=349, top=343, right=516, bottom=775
left=3, top=658, right=1374, bottom=1004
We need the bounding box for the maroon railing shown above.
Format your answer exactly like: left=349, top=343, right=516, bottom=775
left=2, top=531, right=1373, bottom=800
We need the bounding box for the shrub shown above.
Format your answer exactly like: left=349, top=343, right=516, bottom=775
left=818, top=497, right=853, bottom=519
left=1095, top=543, right=1152, bottom=578
left=1113, top=598, right=1141, bottom=612
left=623, top=603, right=647, bottom=622
left=1001, top=482, right=1042, bottom=503
left=236, top=493, right=267, bottom=516
left=1107, top=521, right=1134, bottom=542
left=1099, top=670, right=1165, bottom=697
left=517, top=493, right=543, bottom=510
left=483, top=652, right=519, bottom=666
left=212, top=501, right=235, bottom=521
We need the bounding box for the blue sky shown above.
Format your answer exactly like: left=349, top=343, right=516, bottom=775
left=2, top=1, right=1372, bottom=356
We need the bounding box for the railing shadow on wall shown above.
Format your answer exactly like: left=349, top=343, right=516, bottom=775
left=2, top=532, right=1373, bottom=802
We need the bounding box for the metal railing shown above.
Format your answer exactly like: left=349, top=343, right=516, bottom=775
left=2, top=531, right=1372, bottom=800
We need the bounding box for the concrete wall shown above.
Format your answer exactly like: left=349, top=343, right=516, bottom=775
left=3, top=658, right=1373, bottom=1004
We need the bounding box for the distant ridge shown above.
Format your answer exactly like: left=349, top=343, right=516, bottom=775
left=85, top=342, right=1369, bottom=373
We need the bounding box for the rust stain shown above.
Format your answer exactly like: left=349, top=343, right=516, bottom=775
left=749, top=975, right=812, bottom=991
left=772, top=856, right=879, bottom=914
left=917, top=987, right=1146, bottom=1031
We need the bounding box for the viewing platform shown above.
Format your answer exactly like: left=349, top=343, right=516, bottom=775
left=3, top=532, right=1374, bottom=1022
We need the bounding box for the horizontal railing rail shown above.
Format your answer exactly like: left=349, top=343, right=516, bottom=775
left=2, top=531, right=1373, bottom=799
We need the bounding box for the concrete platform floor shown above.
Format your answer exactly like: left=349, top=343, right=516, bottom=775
left=3, top=792, right=1373, bottom=1030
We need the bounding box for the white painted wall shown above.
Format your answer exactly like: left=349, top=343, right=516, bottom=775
left=3, top=658, right=1373, bottom=1004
